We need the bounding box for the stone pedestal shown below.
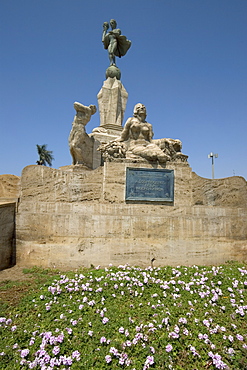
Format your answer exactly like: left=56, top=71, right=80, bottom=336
left=91, top=77, right=127, bottom=144
left=16, top=163, right=247, bottom=269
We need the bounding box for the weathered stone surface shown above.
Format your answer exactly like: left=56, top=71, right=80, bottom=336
left=192, top=172, right=247, bottom=207
left=20, top=165, right=103, bottom=203
left=0, top=203, right=15, bottom=270
left=95, top=77, right=128, bottom=131
left=15, top=163, right=247, bottom=269
left=0, top=174, right=20, bottom=202
left=16, top=202, right=247, bottom=269
left=90, top=77, right=128, bottom=160
left=68, top=102, right=98, bottom=168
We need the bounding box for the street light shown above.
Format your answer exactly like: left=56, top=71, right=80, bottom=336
left=208, top=152, right=218, bottom=179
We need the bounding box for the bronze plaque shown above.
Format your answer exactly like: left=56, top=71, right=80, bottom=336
left=126, top=168, right=174, bottom=202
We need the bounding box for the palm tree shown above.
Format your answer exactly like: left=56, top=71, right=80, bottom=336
left=36, top=144, right=54, bottom=166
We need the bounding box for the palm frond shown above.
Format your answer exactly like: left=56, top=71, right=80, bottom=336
left=36, top=144, right=54, bottom=166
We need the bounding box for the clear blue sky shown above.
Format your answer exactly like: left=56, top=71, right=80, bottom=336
left=1, top=0, right=246, bottom=179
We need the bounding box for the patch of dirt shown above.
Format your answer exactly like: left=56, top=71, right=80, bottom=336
left=0, top=266, right=35, bottom=309
left=0, top=265, right=80, bottom=309
left=0, top=265, right=32, bottom=282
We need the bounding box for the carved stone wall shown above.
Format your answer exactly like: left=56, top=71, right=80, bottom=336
left=15, top=164, right=247, bottom=268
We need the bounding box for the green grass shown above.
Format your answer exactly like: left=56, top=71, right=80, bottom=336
left=0, top=262, right=247, bottom=369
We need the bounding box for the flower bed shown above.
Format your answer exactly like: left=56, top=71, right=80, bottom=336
left=0, top=262, right=247, bottom=369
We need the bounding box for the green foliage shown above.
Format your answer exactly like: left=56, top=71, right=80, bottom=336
left=36, top=144, right=54, bottom=166
left=0, top=262, right=246, bottom=369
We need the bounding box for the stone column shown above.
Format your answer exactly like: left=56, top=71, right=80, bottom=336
left=98, top=77, right=128, bottom=129
left=91, top=77, right=128, bottom=144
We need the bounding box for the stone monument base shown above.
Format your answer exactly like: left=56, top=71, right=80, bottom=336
left=15, top=163, right=247, bottom=269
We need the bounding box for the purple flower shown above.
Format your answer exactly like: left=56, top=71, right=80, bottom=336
left=48, top=286, right=56, bottom=294
left=56, top=332, right=64, bottom=343
left=72, top=350, right=81, bottom=360
left=65, top=327, right=73, bottom=334
left=109, top=347, right=119, bottom=356
left=169, top=331, right=179, bottom=339
left=119, top=326, right=125, bottom=334
left=189, top=346, right=200, bottom=357
left=61, top=355, right=72, bottom=366
left=29, top=338, right=35, bottom=346
left=43, top=331, right=52, bottom=340
left=165, top=344, right=173, bottom=352
left=145, top=355, right=155, bottom=365
left=52, top=346, right=60, bottom=355
left=236, top=334, right=243, bottom=341
left=102, top=317, right=109, bottom=324
left=178, top=317, right=187, bottom=324
left=20, top=349, right=29, bottom=358
left=203, top=319, right=210, bottom=328
left=119, top=356, right=125, bottom=365
left=43, top=353, right=51, bottom=364
left=208, top=352, right=228, bottom=369
left=105, top=355, right=112, bottom=363
left=49, top=335, right=56, bottom=345
left=227, top=347, right=235, bottom=355
left=100, top=336, right=107, bottom=344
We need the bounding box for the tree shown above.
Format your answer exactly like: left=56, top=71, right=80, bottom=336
left=36, top=144, right=54, bottom=166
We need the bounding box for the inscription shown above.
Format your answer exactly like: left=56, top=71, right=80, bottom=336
left=126, top=168, right=174, bottom=202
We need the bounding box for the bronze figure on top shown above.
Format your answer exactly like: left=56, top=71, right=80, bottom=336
left=102, top=19, right=131, bottom=67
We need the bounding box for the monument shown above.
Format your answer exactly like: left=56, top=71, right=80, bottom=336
left=8, top=19, right=247, bottom=270
left=91, top=20, right=131, bottom=145
left=68, top=20, right=187, bottom=174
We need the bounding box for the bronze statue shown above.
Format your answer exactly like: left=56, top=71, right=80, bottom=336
left=102, top=19, right=131, bottom=66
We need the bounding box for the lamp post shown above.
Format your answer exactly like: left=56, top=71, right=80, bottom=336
left=208, top=152, right=218, bottom=179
